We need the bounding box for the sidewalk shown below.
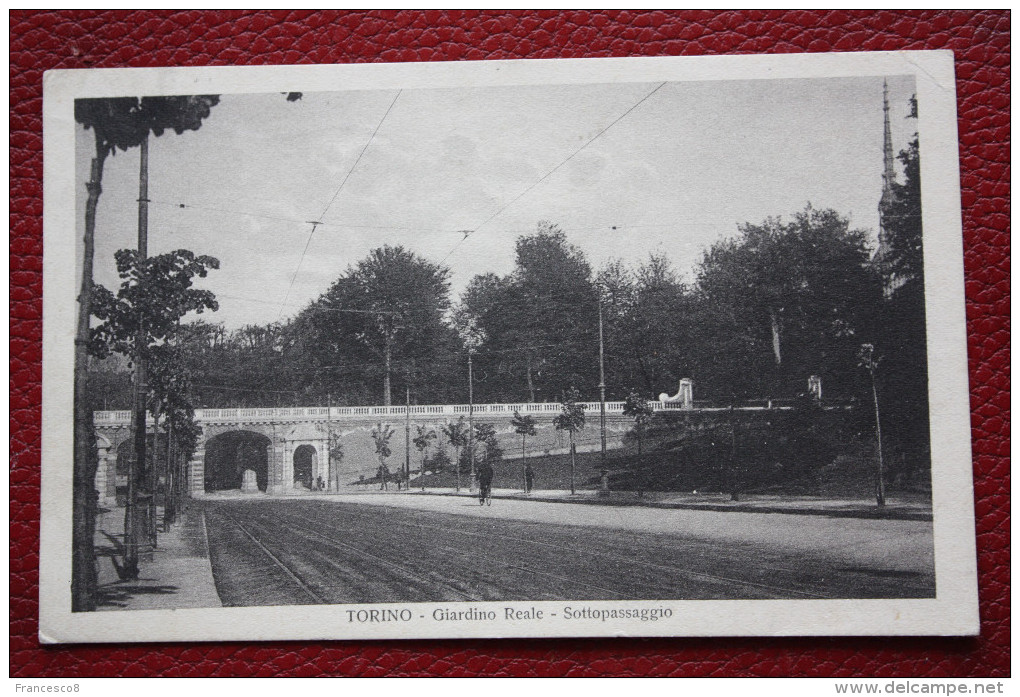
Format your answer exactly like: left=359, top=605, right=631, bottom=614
left=94, top=503, right=221, bottom=611
left=256, top=485, right=932, bottom=521
left=326, top=486, right=932, bottom=522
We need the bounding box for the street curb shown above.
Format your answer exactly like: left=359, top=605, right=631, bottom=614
left=411, top=490, right=933, bottom=522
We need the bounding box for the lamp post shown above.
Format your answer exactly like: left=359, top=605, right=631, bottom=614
left=598, top=290, right=607, bottom=468
left=468, top=351, right=475, bottom=493
left=125, top=134, right=150, bottom=580
left=858, top=344, right=886, bottom=507
left=326, top=392, right=333, bottom=492
left=405, top=386, right=411, bottom=491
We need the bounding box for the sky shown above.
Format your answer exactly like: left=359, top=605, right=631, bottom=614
left=76, top=74, right=916, bottom=330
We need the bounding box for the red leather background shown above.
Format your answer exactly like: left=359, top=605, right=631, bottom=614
left=10, top=10, right=1009, bottom=677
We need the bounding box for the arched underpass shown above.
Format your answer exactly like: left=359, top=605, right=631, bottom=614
left=204, top=430, right=271, bottom=493
left=293, top=444, right=316, bottom=490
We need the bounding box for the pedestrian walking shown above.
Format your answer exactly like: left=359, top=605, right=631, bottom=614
left=524, top=463, right=534, bottom=494
left=477, top=460, right=494, bottom=506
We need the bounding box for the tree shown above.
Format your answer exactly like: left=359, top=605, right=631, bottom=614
left=316, top=246, right=452, bottom=406
left=511, top=411, right=537, bottom=489
left=694, top=206, right=881, bottom=400
left=371, top=423, right=395, bottom=491
left=442, top=417, right=469, bottom=491
left=412, top=424, right=437, bottom=488
left=870, top=97, right=931, bottom=484
left=459, top=222, right=599, bottom=403
left=622, top=390, right=655, bottom=456
left=474, top=422, right=502, bottom=464
left=554, top=387, right=586, bottom=495
left=620, top=254, right=695, bottom=395
left=72, top=93, right=219, bottom=611
left=90, top=248, right=219, bottom=579
left=595, top=260, right=638, bottom=396
left=427, top=447, right=452, bottom=474
left=145, top=340, right=199, bottom=533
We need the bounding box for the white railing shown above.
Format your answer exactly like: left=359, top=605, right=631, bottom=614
left=94, top=401, right=645, bottom=424
left=92, top=398, right=798, bottom=425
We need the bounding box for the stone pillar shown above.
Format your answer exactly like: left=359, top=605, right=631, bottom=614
left=808, top=375, right=823, bottom=401
left=268, top=435, right=291, bottom=495
left=679, top=378, right=694, bottom=409
left=95, top=437, right=115, bottom=507
left=311, top=444, right=321, bottom=488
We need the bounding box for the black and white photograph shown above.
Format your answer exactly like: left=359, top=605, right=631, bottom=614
left=41, top=52, right=977, bottom=642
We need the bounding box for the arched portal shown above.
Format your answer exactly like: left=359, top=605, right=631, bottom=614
left=205, top=430, right=271, bottom=493
left=293, top=444, right=316, bottom=490
left=114, top=434, right=166, bottom=505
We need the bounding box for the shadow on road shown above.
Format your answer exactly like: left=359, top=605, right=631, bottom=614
left=97, top=583, right=181, bottom=609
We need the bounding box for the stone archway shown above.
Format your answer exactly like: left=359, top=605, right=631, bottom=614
left=204, top=430, right=271, bottom=493
left=293, top=444, right=317, bottom=489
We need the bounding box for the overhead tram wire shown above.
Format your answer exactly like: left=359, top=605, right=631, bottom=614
left=141, top=195, right=742, bottom=236
left=439, top=81, right=667, bottom=265
left=146, top=199, right=452, bottom=233
left=276, top=89, right=404, bottom=321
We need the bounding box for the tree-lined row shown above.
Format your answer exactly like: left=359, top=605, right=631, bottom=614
left=94, top=207, right=885, bottom=410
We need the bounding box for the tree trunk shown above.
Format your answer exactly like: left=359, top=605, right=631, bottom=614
left=526, top=355, right=535, bottom=403
left=569, top=432, right=576, bottom=495
left=729, top=406, right=740, bottom=501
left=163, top=420, right=175, bottom=529
left=521, top=435, right=527, bottom=490
left=72, top=135, right=108, bottom=612
left=149, top=404, right=160, bottom=545
left=383, top=338, right=392, bottom=406
left=769, top=308, right=782, bottom=367
left=871, top=373, right=886, bottom=507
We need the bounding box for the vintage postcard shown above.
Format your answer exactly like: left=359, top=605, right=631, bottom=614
left=40, top=51, right=977, bottom=642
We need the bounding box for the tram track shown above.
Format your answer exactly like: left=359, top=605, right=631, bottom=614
left=202, top=498, right=931, bottom=606
left=293, top=504, right=837, bottom=600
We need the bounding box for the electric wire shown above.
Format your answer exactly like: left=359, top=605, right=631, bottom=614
left=439, top=82, right=667, bottom=265
left=277, top=89, right=403, bottom=320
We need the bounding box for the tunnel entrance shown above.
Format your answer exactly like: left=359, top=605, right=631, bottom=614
left=205, top=431, right=271, bottom=493
left=293, top=444, right=316, bottom=490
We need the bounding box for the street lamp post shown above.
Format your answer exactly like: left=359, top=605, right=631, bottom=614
left=858, top=344, right=886, bottom=507
left=598, top=291, right=607, bottom=468
left=468, top=351, right=475, bottom=493
left=405, top=386, right=411, bottom=491
left=125, top=133, right=151, bottom=580
left=326, top=392, right=333, bottom=492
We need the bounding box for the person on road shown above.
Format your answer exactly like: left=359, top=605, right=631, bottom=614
left=477, top=460, right=494, bottom=506
left=524, top=463, right=534, bottom=494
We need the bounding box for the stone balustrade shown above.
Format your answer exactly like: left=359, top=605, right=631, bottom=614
left=92, top=398, right=800, bottom=426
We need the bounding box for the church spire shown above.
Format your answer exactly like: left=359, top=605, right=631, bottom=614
left=881, top=79, right=896, bottom=202
left=877, top=79, right=897, bottom=248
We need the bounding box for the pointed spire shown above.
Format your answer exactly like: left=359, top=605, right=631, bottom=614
left=882, top=80, right=896, bottom=197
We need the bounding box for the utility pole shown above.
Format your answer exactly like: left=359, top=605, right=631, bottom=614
left=468, top=351, right=475, bottom=493
left=598, top=291, right=607, bottom=468
left=326, top=392, right=333, bottom=492
left=405, top=386, right=411, bottom=491
left=124, top=133, right=149, bottom=580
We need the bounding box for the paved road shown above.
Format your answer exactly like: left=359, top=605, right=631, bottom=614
left=200, top=497, right=934, bottom=606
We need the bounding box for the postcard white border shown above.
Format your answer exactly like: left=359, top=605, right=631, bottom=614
left=40, top=50, right=978, bottom=643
